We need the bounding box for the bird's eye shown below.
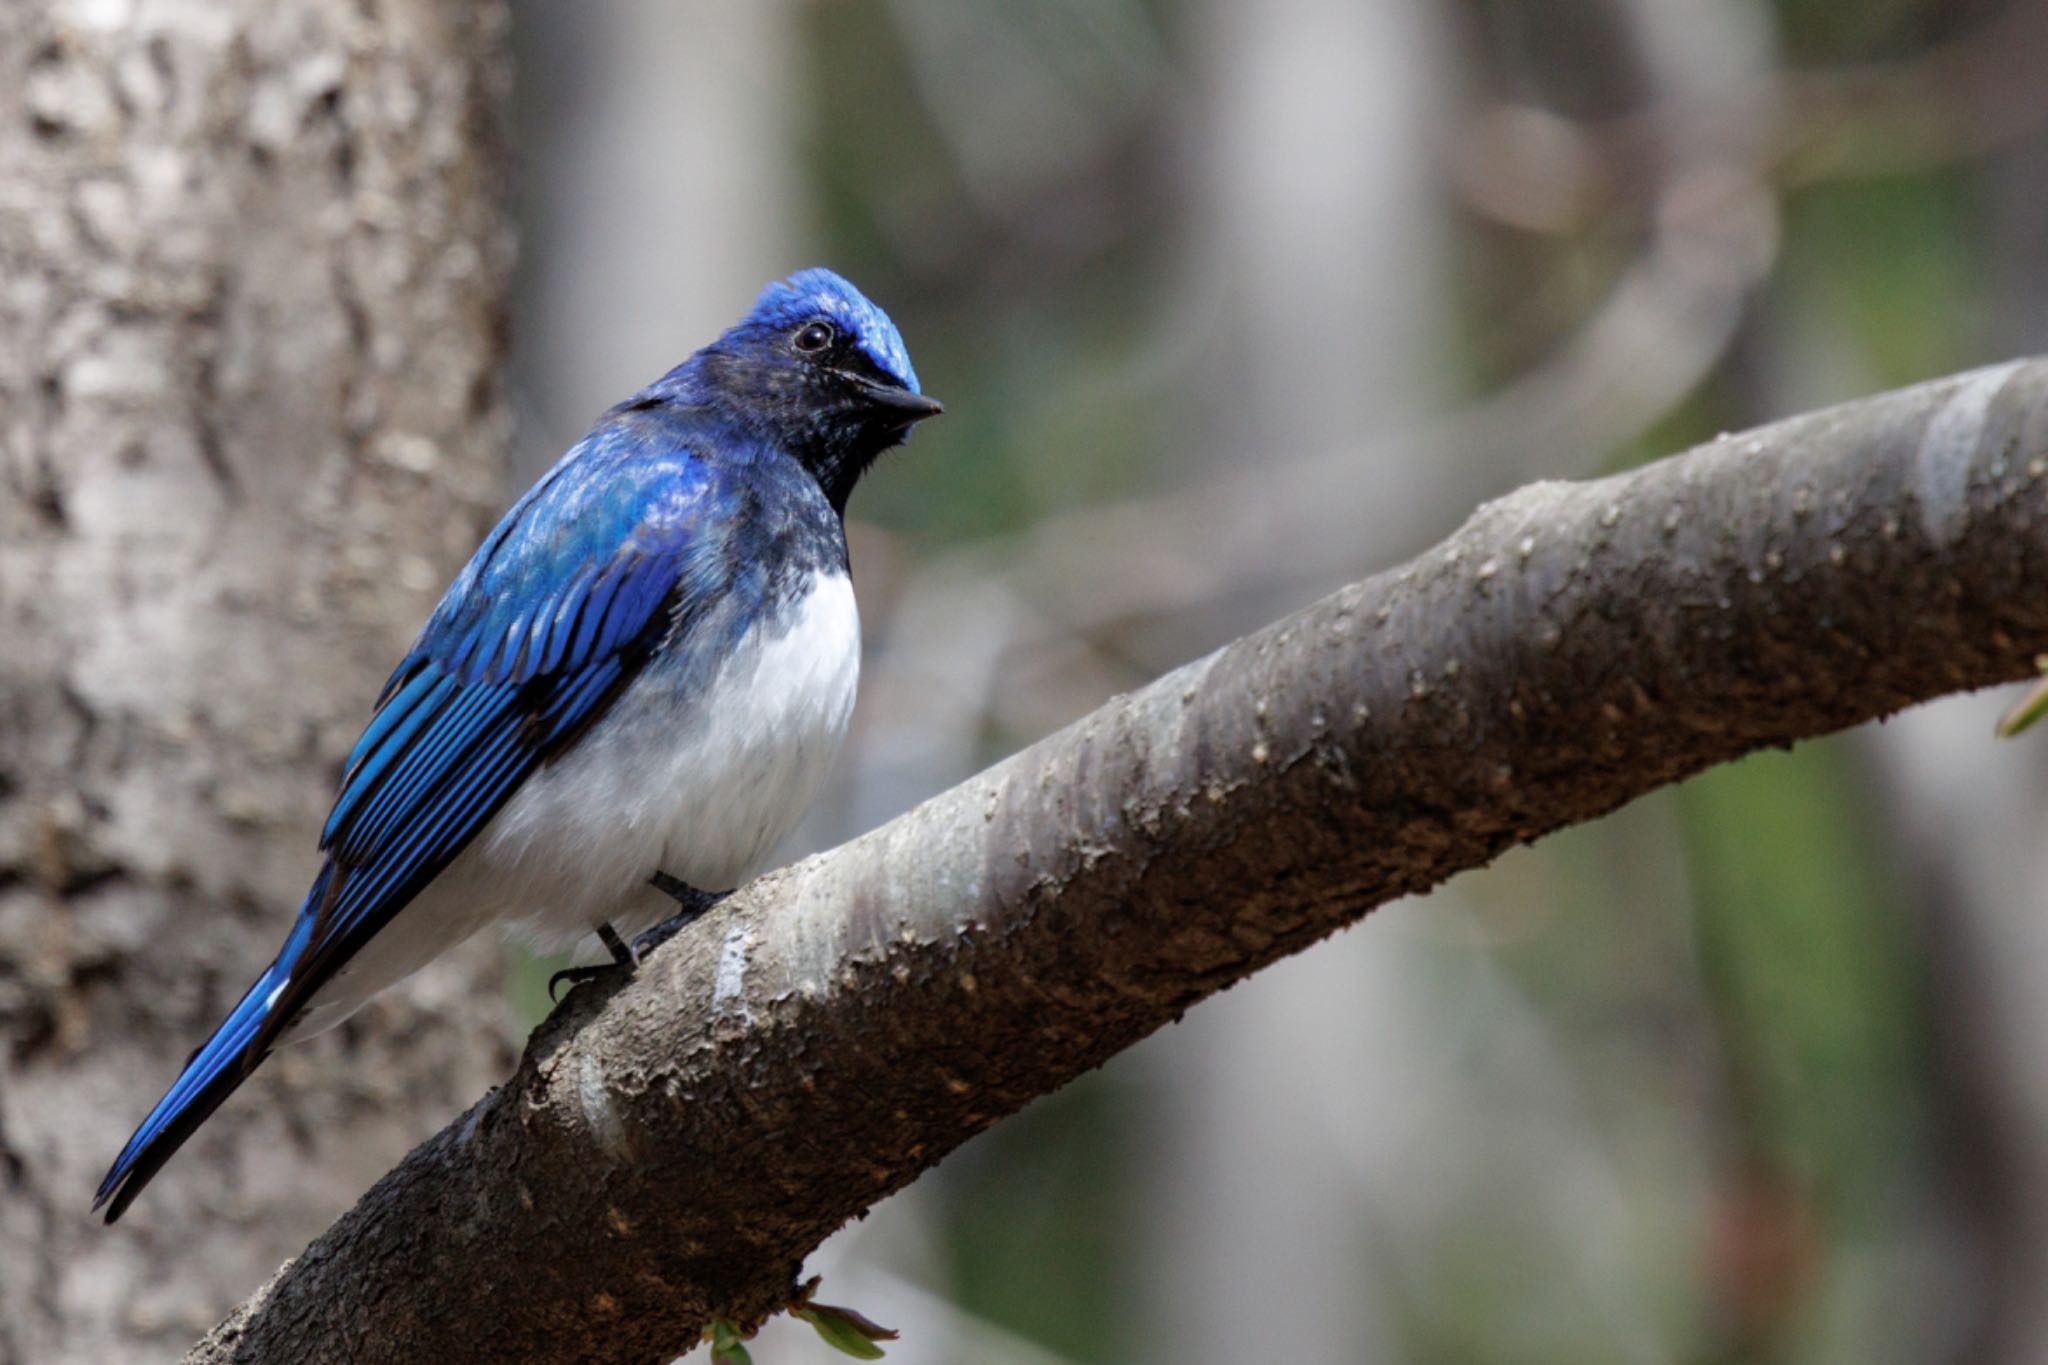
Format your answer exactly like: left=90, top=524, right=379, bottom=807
left=793, top=321, right=835, bottom=354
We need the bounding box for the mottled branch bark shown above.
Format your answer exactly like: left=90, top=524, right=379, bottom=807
left=179, top=358, right=2048, bottom=1364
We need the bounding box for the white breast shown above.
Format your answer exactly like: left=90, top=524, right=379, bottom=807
left=284, top=571, right=862, bottom=1038
left=481, top=569, right=863, bottom=941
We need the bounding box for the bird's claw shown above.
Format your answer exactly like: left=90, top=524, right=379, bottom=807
left=546, top=961, right=624, bottom=1003
left=545, top=919, right=642, bottom=1002
left=546, top=880, right=730, bottom=1003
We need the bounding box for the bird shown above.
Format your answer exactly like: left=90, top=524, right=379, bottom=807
left=93, top=267, right=942, bottom=1223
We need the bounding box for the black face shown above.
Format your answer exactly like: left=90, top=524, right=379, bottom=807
left=705, top=316, right=943, bottom=512
left=784, top=317, right=943, bottom=430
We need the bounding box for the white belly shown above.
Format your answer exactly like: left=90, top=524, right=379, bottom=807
left=286, top=571, right=860, bottom=1037
left=479, top=569, right=862, bottom=937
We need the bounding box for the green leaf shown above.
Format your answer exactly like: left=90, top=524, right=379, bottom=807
left=795, top=1304, right=890, bottom=1360
left=707, top=1319, right=753, bottom=1365
left=2000, top=663, right=2048, bottom=737
left=785, top=1275, right=898, bottom=1359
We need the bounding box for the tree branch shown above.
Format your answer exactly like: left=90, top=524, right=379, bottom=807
left=188, top=360, right=2048, bottom=1364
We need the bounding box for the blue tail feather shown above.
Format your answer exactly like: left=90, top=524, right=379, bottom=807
left=93, top=870, right=326, bottom=1223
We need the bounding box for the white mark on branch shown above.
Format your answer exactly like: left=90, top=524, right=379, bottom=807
left=578, top=1054, right=629, bottom=1162
left=712, top=923, right=753, bottom=1026
left=1915, top=360, right=2024, bottom=545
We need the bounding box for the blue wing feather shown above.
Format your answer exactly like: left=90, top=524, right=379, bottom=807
left=344, top=667, right=442, bottom=775
left=95, top=419, right=730, bottom=1222
left=304, top=477, right=719, bottom=957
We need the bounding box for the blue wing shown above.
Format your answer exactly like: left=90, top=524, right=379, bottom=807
left=95, top=415, right=733, bottom=1221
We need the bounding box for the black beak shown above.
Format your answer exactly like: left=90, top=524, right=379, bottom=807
left=847, top=374, right=945, bottom=423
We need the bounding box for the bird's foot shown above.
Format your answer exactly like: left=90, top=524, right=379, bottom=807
left=636, top=873, right=730, bottom=956
left=545, top=923, right=638, bottom=1001
left=545, top=877, right=730, bottom=1002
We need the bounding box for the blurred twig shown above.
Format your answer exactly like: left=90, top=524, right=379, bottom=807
left=1452, top=0, right=2048, bottom=232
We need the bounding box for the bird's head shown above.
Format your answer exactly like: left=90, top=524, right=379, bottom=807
left=697, top=268, right=942, bottom=509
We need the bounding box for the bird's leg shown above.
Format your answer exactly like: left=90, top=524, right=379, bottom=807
left=546, top=875, right=730, bottom=1002
left=636, top=873, right=729, bottom=956
left=545, top=920, right=642, bottom=1001
left=596, top=922, right=635, bottom=966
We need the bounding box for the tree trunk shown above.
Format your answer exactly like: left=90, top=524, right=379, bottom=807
left=0, top=3, right=514, bottom=1360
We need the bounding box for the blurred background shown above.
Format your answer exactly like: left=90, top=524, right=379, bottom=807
left=10, top=0, right=2048, bottom=1361
left=503, top=1, right=2048, bottom=1361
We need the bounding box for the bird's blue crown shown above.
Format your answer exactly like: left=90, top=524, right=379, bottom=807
left=746, top=267, right=921, bottom=395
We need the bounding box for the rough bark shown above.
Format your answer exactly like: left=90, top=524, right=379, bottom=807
left=188, top=359, right=2048, bottom=1365
left=0, top=3, right=514, bottom=1361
